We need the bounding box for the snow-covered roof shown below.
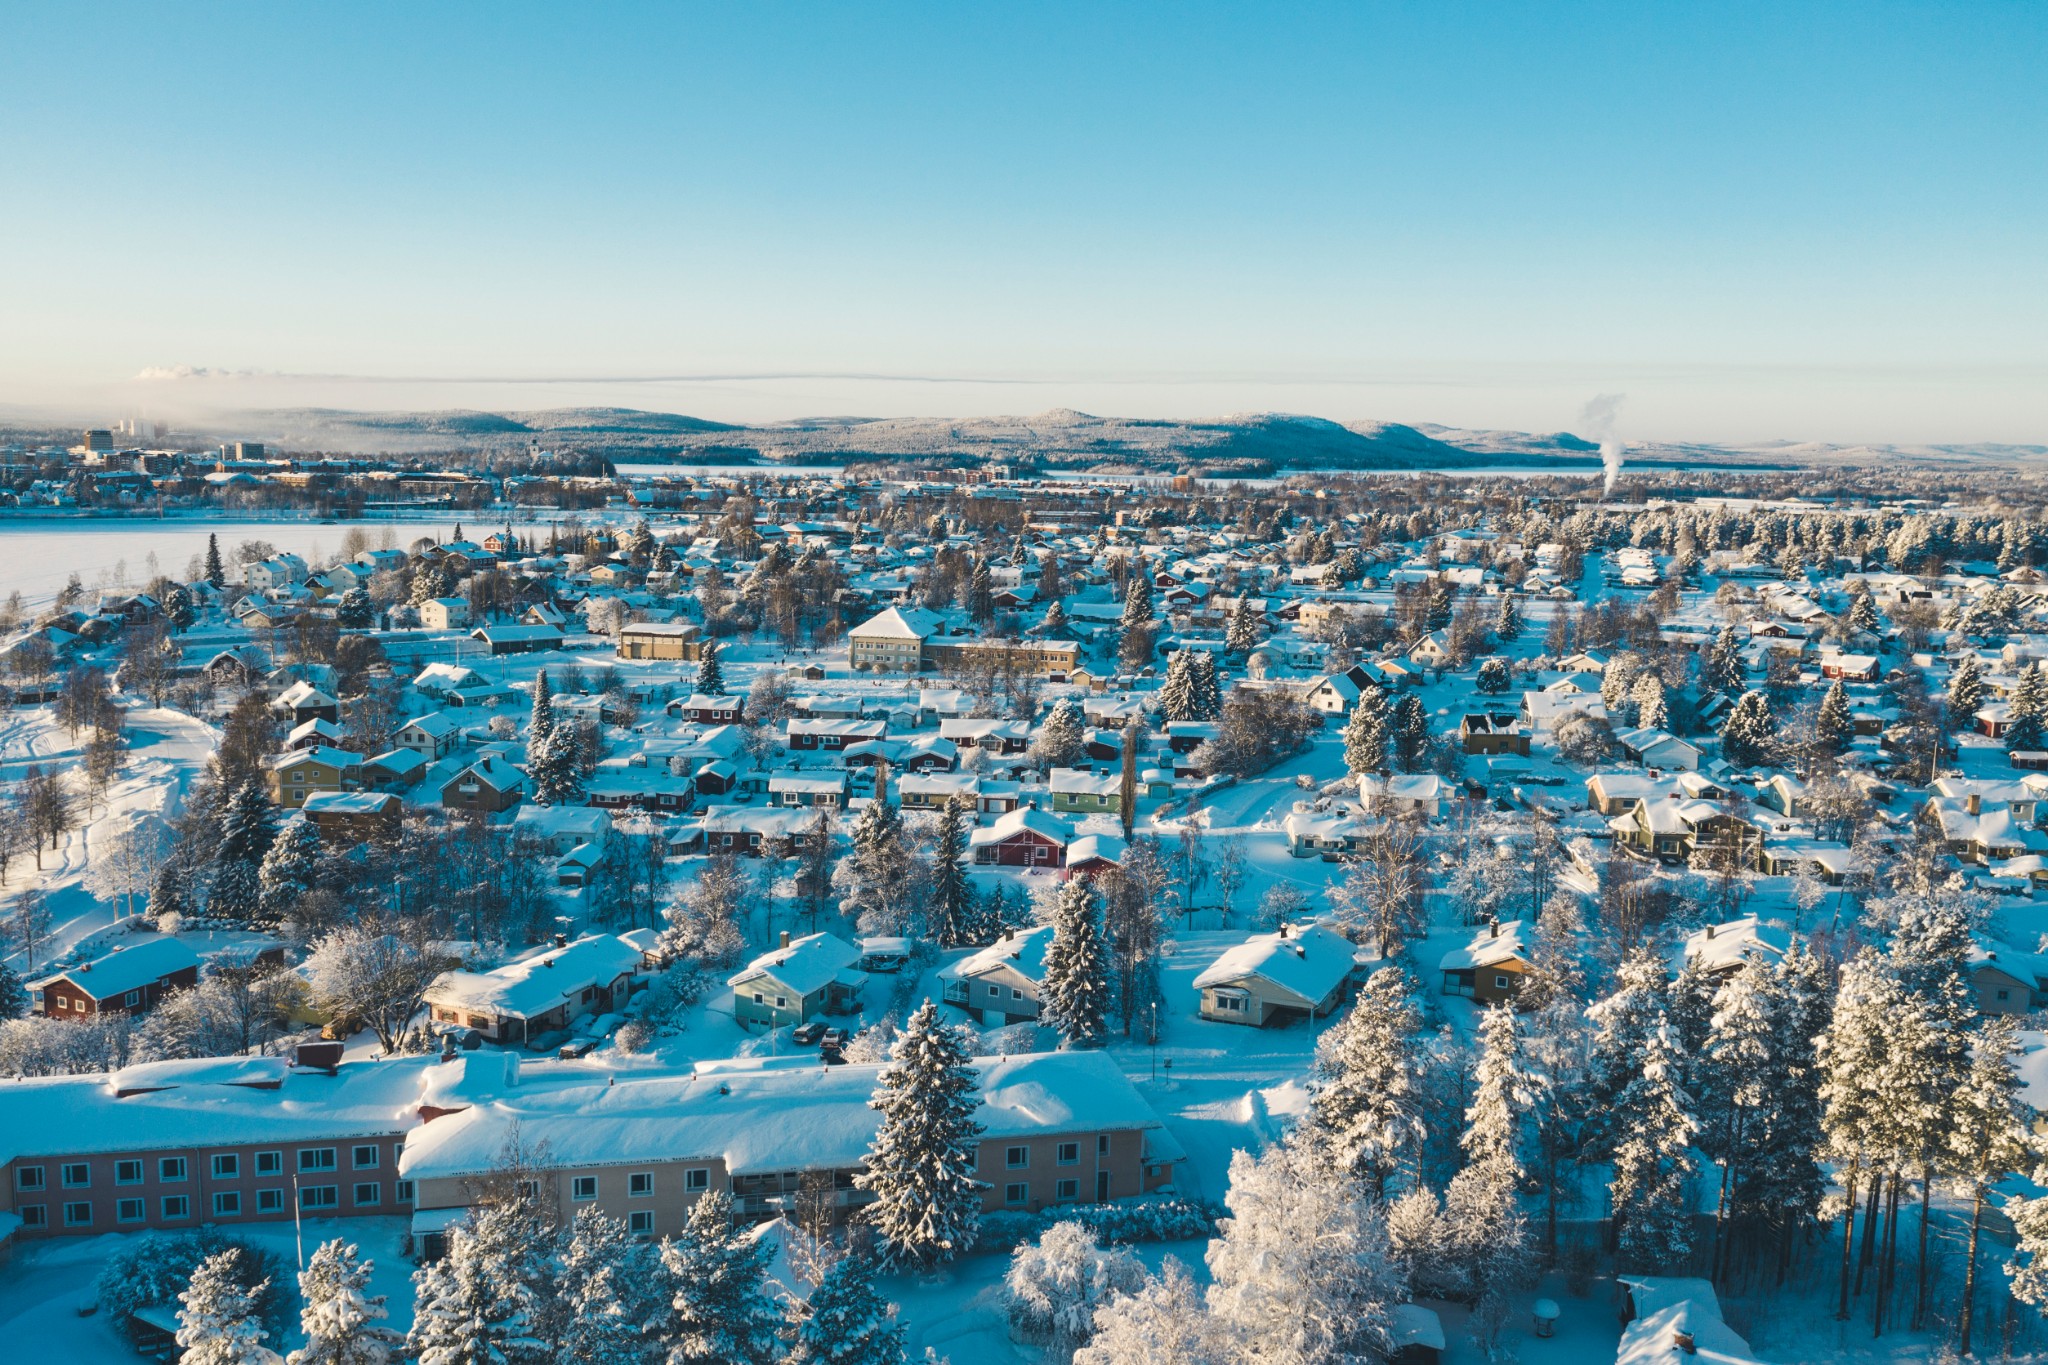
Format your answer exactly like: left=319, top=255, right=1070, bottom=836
left=398, top=1049, right=1172, bottom=1184
left=1668, top=917, right=1791, bottom=977
left=1192, top=923, right=1357, bottom=1006
left=1438, top=920, right=1531, bottom=971
left=850, top=606, right=943, bottom=640
left=727, top=932, right=865, bottom=996
left=31, top=937, right=201, bottom=999
left=969, top=805, right=1074, bottom=848
left=939, top=925, right=1056, bottom=985
left=423, top=935, right=642, bottom=1020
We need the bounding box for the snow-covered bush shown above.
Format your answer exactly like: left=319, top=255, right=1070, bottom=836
left=978, top=1195, right=1218, bottom=1248
left=97, top=1230, right=293, bottom=1341
left=1003, top=1221, right=1146, bottom=1361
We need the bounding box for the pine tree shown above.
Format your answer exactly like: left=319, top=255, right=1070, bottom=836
left=1632, top=672, right=1669, bottom=731
left=555, top=1208, right=660, bottom=1365
left=1073, top=1257, right=1219, bottom=1365
left=1306, top=969, right=1426, bottom=1197
left=1947, top=653, right=1988, bottom=726
left=1815, top=678, right=1853, bottom=756
left=335, top=587, right=372, bottom=629
left=1344, top=686, right=1390, bottom=775
left=1585, top=948, right=1670, bottom=1154
left=288, top=1239, right=401, bottom=1365
left=2008, top=662, right=2048, bottom=753
left=1032, top=698, right=1087, bottom=769
left=529, top=669, right=555, bottom=748
left=1947, top=1016, right=2033, bottom=1356
left=179, top=1249, right=283, bottom=1365
left=1041, top=878, right=1109, bottom=1049
left=967, top=559, right=994, bottom=624
left=1702, top=627, right=1744, bottom=697
left=1609, top=1020, right=1700, bottom=1273
left=407, top=1204, right=551, bottom=1365
left=783, top=1254, right=906, bottom=1365
left=1118, top=571, right=1155, bottom=669
left=928, top=799, right=973, bottom=947
left=856, top=1000, right=986, bottom=1270
left=0, top=960, right=25, bottom=1020
left=655, top=1191, right=780, bottom=1365
left=1442, top=1006, right=1541, bottom=1346
left=1494, top=593, right=1521, bottom=642
left=258, top=816, right=322, bottom=922
left=695, top=643, right=725, bottom=697
left=1393, top=692, right=1429, bottom=772
left=1847, top=591, right=1880, bottom=634
left=218, top=780, right=279, bottom=868
left=1224, top=600, right=1258, bottom=655
left=1190, top=650, right=1221, bottom=720
left=1719, top=689, right=1776, bottom=767
left=206, top=533, right=226, bottom=589
left=1158, top=653, right=1199, bottom=723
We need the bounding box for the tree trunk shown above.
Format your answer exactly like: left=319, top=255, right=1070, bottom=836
left=1711, top=1109, right=1740, bottom=1283
left=1855, top=1168, right=1882, bottom=1294
left=1837, top=1166, right=1859, bottom=1320
left=1960, top=1188, right=1984, bottom=1356
left=1875, top=1175, right=1902, bottom=1337
left=1913, top=1164, right=1933, bottom=1331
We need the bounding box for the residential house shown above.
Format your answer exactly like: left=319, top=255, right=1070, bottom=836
left=1193, top=922, right=1358, bottom=1026
left=395, top=713, right=463, bottom=760
left=423, top=935, right=642, bottom=1047
left=1666, top=917, right=1791, bottom=980
left=418, top=598, right=470, bottom=631
left=616, top=622, right=704, bottom=662
left=728, top=932, right=868, bottom=1029
left=969, top=805, right=1073, bottom=869
left=30, top=939, right=201, bottom=1020
left=1438, top=920, right=1533, bottom=1006
left=265, top=746, right=362, bottom=810
left=1459, top=713, right=1531, bottom=756
left=939, top=925, right=1053, bottom=1025
left=300, top=791, right=403, bottom=843
left=847, top=606, right=943, bottom=672
left=440, top=755, right=525, bottom=814
left=1049, top=767, right=1121, bottom=816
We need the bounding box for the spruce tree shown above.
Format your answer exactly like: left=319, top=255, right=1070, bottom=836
left=407, top=1204, right=551, bottom=1365
left=556, top=1208, right=660, bottom=1365
left=1474, top=657, right=1510, bottom=695
left=165, top=584, right=195, bottom=632
left=1947, top=652, right=1987, bottom=726
left=288, top=1239, right=401, bottom=1365
left=1306, top=969, right=1426, bottom=1197
left=1344, top=686, right=1390, bottom=775
left=782, top=1254, right=907, bottom=1365
left=1032, top=698, right=1087, bottom=769
left=1493, top=593, right=1521, bottom=642
left=0, top=961, right=25, bottom=1020
left=1632, top=672, right=1669, bottom=731
left=1224, top=600, right=1259, bottom=655
left=1190, top=649, right=1222, bottom=719
left=1719, top=689, right=1776, bottom=767
left=335, top=587, right=372, bottom=629
left=1702, top=627, right=1744, bottom=697
left=2008, top=662, right=2048, bottom=753
left=1442, top=1004, right=1540, bottom=1335
left=178, top=1248, right=283, bottom=1365
left=1815, top=679, right=1853, bottom=756
left=529, top=669, right=555, bottom=748
left=1117, top=571, right=1155, bottom=670
left=218, top=779, right=279, bottom=868
left=928, top=799, right=973, bottom=947
left=1158, top=653, right=1199, bottom=723
left=656, top=1191, right=780, bottom=1365
left=856, top=1000, right=986, bottom=1270
left=1393, top=692, right=1429, bottom=772
left=968, top=558, right=994, bottom=624
left=206, top=533, right=226, bottom=589
left=1041, top=877, right=1109, bottom=1049
left=1585, top=948, right=1670, bottom=1154
left=695, top=643, right=725, bottom=697
left=1609, top=1020, right=1700, bottom=1273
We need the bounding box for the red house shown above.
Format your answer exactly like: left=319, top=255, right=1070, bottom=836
left=31, top=939, right=202, bottom=1019
left=969, top=806, right=1073, bottom=869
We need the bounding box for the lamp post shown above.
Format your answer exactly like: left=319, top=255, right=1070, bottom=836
left=1149, top=1000, right=1158, bottom=1081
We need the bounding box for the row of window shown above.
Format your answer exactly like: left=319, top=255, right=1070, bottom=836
left=568, top=1168, right=712, bottom=1201
left=1005, top=1179, right=1082, bottom=1204
left=17, top=1180, right=415, bottom=1229
left=15, top=1145, right=386, bottom=1192
left=993, top=1137, right=1107, bottom=1171
left=50, top=990, right=142, bottom=1011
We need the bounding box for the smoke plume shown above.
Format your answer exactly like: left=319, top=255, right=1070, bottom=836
left=1580, top=392, right=1627, bottom=496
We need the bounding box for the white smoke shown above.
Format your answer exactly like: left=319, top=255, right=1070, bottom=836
left=1580, top=392, right=1627, bottom=496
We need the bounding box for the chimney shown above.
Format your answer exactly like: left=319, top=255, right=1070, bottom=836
left=780, top=930, right=791, bottom=949
left=1705, top=923, right=1716, bottom=939
left=1672, top=1328, right=1696, bottom=1355
left=1278, top=922, right=1289, bottom=939
left=1968, top=793, right=1982, bottom=815
left=1490, top=921, right=1500, bottom=938
left=553, top=933, right=568, bottom=949
left=1295, top=945, right=1306, bottom=959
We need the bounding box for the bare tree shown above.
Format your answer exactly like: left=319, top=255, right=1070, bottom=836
left=6, top=888, right=53, bottom=973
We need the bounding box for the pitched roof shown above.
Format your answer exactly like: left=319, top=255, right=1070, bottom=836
left=727, top=932, right=865, bottom=996
left=1192, top=923, right=1357, bottom=1005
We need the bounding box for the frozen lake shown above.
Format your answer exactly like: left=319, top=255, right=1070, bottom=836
left=0, top=517, right=447, bottom=603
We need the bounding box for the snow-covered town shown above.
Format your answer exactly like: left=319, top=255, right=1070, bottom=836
left=7, top=448, right=2048, bottom=1364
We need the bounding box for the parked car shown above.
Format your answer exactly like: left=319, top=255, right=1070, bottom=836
left=820, top=1026, right=849, bottom=1050
left=791, top=1021, right=826, bottom=1046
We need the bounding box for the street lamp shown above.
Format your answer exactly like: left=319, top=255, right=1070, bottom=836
left=1149, top=1000, right=1158, bottom=1081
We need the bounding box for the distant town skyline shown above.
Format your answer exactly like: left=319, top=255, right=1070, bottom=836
left=2, top=2, right=2042, bottom=445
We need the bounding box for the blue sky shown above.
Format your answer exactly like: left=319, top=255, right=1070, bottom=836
left=1, top=2, right=2042, bottom=443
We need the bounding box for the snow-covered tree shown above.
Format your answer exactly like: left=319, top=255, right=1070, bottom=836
left=1493, top=594, right=1521, bottom=643
left=335, top=587, right=373, bottom=629
left=2007, top=1196, right=2048, bottom=1316
left=783, top=1253, right=906, bottom=1365
left=2009, top=662, right=2048, bottom=753
left=928, top=798, right=974, bottom=947
left=302, top=926, right=437, bottom=1054
left=1632, top=671, right=1669, bottom=731
left=1041, top=878, right=1109, bottom=1049
left=258, top=816, right=322, bottom=922
left=528, top=669, right=555, bottom=747
left=1003, top=1221, right=1146, bottom=1362
left=1393, top=692, right=1429, bottom=771
left=556, top=1208, right=661, bottom=1365
left=1386, top=1185, right=1459, bottom=1300
left=1190, top=651, right=1222, bottom=720
left=1814, top=679, right=1853, bottom=756
left=407, top=1204, right=552, bottom=1365
left=1225, top=600, right=1259, bottom=655
left=1474, top=657, right=1511, bottom=695
left=657, top=1191, right=780, bottom=1365
left=1072, top=1257, right=1220, bottom=1365
left=694, top=643, right=725, bottom=698
left=1948, top=1016, right=2035, bottom=1355
left=1306, top=969, right=1426, bottom=1198
left=1701, top=627, right=1744, bottom=697
left=1609, top=1020, right=1699, bottom=1272
left=179, top=1248, right=283, bottom=1365
left=1947, top=652, right=1988, bottom=726
left=1033, top=698, right=1087, bottom=769
left=839, top=795, right=911, bottom=935
left=1157, top=653, right=1199, bottom=723
left=1442, top=1005, right=1541, bottom=1345
left=1205, top=1136, right=1401, bottom=1365
left=1719, top=689, right=1776, bottom=767
left=288, top=1240, right=400, bottom=1365
left=1342, top=686, right=1390, bottom=776
left=217, top=779, right=278, bottom=871
left=856, top=1000, right=986, bottom=1270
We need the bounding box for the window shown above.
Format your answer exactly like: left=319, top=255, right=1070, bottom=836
left=124, top=991, right=141, bottom=1008
left=1006, top=1146, right=1029, bottom=1169
left=117, top=1198, right=145, bottom=1223
left=61, top=1163, right=90, bottom=1188
left=1213, top=993, right=1247, bottom=1013
left=352, top=1145, right=380, bottom=1170
left=629, top=1172, right=654, bottom=1197
left=300, top=1186, right=338, bottom=1211
left=1005, top=1183, right=1029, bottom=1206
left=159, top=1157, right=187, bottom=1183
left=684, top=1168, right=709, bottom=1193
left=1056, top=1142, right=1079, bottom=1166
left=212, top=1154, right=239, bottom=1179
left=517, top=1179, right=540, bottom=1202
left=354, top=1184, right=380, bottom=1207
left=255, top=1151, right=283, bottom=1176
left=1494, top=975, right=1511, bottom=990
left=1097, top=1135, right=1111, bottom=1157
left=752, top=992, right=765, bottom=1004
left=774, top=996, right=788, bottom=1008
left=1056, top=1179, right=1079, bottom=1202
left=299, top=1148, right=337, bottom=1173
left=63, top=1201, right=92, bottom=1227
left=1011, top=987, right=1025, bottom=1001
left=573, top=1176, right=598, bottom=1201
left=18, top=1205, right=46, bottom=1228
left=15, top=1166, right=44, bottom=1191
left=629, top=1209, right=655, bottom=1235
left=257, top=1189, right=286, bottom=1213
left=115, top=1160, right=143, bottom=1185
left=2000, top=989, right=2012, bottom=1002
left=161, top=1196, right=190, bottom=1220
left=214, top=1192, right=241, bottom=1216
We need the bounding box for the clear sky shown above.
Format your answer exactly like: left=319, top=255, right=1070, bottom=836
left=1, top=2, right=2042, bottom=445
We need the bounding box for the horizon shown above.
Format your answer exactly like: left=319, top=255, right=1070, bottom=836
left=1, top=3, right=2043, bottom=446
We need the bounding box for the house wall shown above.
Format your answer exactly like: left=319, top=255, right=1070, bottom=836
left=36, top=966, right=199, bottom=1019
left=733, top=978, right=824, bottom=1028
